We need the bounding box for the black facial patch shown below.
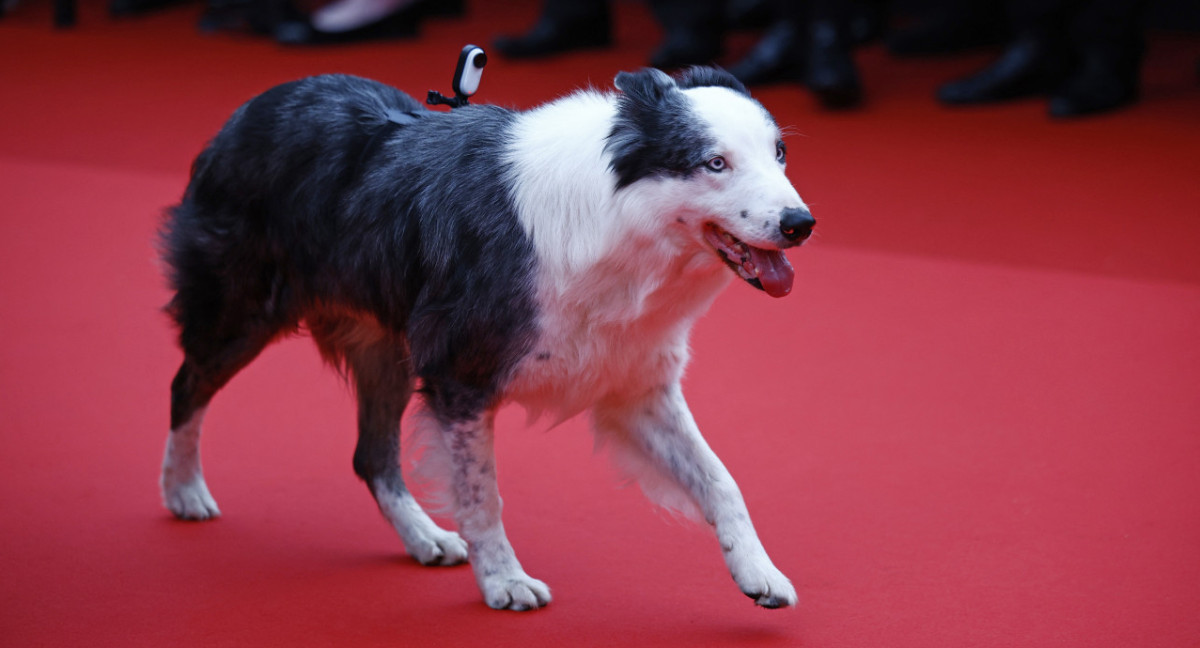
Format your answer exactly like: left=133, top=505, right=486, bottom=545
left=605, top=68, right=717, bottom=190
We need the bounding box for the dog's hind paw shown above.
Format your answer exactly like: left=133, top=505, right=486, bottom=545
left=162, top=476, right=221, bottom=521
left=406, top=528, right=469, bottom=566
left=480, top=572, right=552, bottom=611
left=735, top=562, right=797, bottom=609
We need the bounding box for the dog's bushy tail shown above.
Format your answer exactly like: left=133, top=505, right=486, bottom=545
left=159, top=75, right=428, bottom=333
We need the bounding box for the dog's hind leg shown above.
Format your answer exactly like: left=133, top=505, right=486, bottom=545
left=163, top=327, right=275, bottom=520
left=323, top=321, right=469, bottom=567
left=593, top=383, right=798, bottom=609
left=161, top=231, right=291, bottom=521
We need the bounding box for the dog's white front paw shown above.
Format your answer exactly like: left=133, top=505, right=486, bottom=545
left=162, top=475, right=221, bottom=520
left=405, top=527, right=469, bottom=566
left=480, top=571, right=552, bottom=611
left=732, top=558, right=797, bottom=609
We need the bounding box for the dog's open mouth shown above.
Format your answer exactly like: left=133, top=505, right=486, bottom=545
left=703, top=223, right=794, bottom=298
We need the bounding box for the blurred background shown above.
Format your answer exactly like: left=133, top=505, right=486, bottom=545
left=1, top=1, right=1197, bottom=647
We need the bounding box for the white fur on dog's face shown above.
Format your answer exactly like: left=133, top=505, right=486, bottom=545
left=608, top=83, right=809, bottom=298
left=507, top=74, right=810, bottom=305
left=677, top=86, right=806, bottom=251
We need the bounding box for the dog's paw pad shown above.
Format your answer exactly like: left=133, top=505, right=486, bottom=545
left=735, top=563, right=797, bottom=609
left=481, top=573, right=552, bottom=611
left=163, top=478, right=221, bottom=521
left=408, top=529, right=469, bottom=566
left=744, top=587, right=797, bottom=609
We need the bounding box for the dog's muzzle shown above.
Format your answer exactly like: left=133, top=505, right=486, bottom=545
left=704, top=223, right=796, bottom=298
left=779, top=206, right=815, bottom=243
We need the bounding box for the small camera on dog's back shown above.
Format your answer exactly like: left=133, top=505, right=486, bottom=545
left=428, top=44, right=486, bottom=108
left=453, top=45, right=486, bottom=98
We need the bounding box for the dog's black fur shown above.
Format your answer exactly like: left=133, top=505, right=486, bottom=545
left=163, top=75, right=539, bottom=492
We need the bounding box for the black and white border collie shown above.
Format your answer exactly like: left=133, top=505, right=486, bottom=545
left=160, top=66, right=814, bottom=611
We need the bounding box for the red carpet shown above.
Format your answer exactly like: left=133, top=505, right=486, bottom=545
left=2, top=3, right=1199, bottom=647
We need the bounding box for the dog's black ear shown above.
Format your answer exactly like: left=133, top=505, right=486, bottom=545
left=674, top=66, right=750, bottom=96
left=613, top=68, right=677, bottom=104
left=607, top=67, right=707, bottom=190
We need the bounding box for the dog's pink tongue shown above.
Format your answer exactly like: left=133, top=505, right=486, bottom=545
left=750, top=247, right=794, bottom=298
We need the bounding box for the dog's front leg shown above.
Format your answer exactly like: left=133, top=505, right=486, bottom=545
left=594, top=384, right=797, bottom=608
left=442, top=412, right=552, bottom=611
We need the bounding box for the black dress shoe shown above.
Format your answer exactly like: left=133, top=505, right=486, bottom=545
left=937, top=34, right=1066, bottom=105
left=805, top=20, right=861, bottom=109
left=728, top=20, right=805, bottom=86
left=1048, top=54, right=1139, bottom=118
left=492, top=11, right=611, bottom=59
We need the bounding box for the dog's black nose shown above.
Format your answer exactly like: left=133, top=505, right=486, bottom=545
left=780, top=207, right=815, bottom=242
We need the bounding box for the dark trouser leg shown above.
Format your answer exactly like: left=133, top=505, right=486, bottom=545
left=492, top=0, right=611, bottom=59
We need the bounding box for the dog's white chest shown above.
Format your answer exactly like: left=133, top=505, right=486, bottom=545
left=503, top=251, right=731, bottom=421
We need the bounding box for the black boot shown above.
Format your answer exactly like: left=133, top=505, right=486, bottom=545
left=492, top=1, right=610, bottom=59
left=1048, top=51, right=1139, bottom=117
left=728, top=20, right=805, bottom=85
left=805, top=19, right=861, bottom=109
left=647, top=0, right=723, bottom=69
left=1048, top=1, right=1145, bottom=118
left=937, top=32, right=1067, bottom=104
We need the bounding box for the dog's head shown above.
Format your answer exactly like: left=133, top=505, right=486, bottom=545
left=606, top=67, right=813, bottom=298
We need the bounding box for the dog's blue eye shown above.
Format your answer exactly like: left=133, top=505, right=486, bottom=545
left=776, top=142, right=787, bottom=164
left=705, top=156, right=727, bottom=172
